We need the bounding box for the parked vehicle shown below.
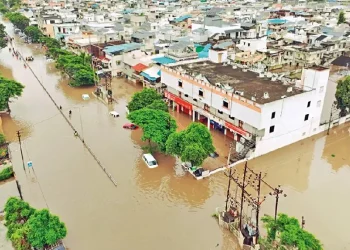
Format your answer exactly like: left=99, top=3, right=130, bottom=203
left=209, top=152, right=219, bottom=158
left=142, top=154, right=158, bottom=168
left=109, top=111, right=119, bottom=117
left=123, top=123, right=138, bottom=130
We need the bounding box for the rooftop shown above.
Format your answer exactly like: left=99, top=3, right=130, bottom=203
left=168, top=61, right=305, bottom=104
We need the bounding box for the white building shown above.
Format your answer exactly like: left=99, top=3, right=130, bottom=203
left=161, top=50, right=330, bottom=158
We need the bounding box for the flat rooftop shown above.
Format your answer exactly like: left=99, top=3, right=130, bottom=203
left=169, top=61, right=305, bottom=104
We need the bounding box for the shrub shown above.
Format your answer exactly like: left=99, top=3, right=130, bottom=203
left=0, top=166, right=14, bottom=181
left=0, top=133, right=6, bottom=145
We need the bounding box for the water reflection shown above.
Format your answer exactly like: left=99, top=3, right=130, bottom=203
left=322, top=124, right=350, bottom=172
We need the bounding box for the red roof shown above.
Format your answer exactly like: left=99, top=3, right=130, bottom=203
left=132, top=63, right=148, bottom=72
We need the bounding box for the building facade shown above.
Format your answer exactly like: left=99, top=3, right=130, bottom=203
left=161, top=52, right=330, bottom=158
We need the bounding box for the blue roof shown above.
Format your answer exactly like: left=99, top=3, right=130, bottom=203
left=174, top=15, right=192, bottom=23
left=268, top=19, right=287, bottom=24
left=103, top=43, right=141, bottom=54
left=123, top=9, right=134, bottom=14
left=152, top=57, right=176, bottom=65
left=198, top=44, right=211, bottom=58
left=141, top=72, right=157, bottom=81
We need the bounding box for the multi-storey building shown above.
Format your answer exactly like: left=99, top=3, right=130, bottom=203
left=161, top=48, right=330, bottom=158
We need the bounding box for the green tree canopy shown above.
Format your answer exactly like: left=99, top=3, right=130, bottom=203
left=261, top=213, right=323, bottom=250
left=128, top=88, right=163, bottom=112
left=338, top=11, right=346, bottom=25
left=128, top=108, right=177, bottom=152
left=26, top=209, right=67, bottom=248
left=4, top=197, right=35, bottom=225
left=5, top=12, right=29, bottom=31
left=335, top=76, right=350, bottom=116
left=0, top=133, right=6, bottom=145
left=0, top=76, right=25, bottom=111
left=0, top=23, right=7, bottom=49
left=24, top=25, right=42, bottom=42
left=146, top=99, right=168, bottom=112
left=166, top=122, right=215, bottom=166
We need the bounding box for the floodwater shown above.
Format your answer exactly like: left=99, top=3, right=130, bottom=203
left=0, top=20, right=350, bottom=250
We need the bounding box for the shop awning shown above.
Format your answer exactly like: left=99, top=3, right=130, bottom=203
left=225, top=121, right=247, bottom=136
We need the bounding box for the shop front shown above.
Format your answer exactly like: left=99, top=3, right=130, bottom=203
left=164, top=91, right=193, bottom=115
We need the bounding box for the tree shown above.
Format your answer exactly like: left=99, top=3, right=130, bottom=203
left=5, top=12, right=29, bottom=31
left=71, top=68, right=95, bottom=87
left=24, top=25, right=42, bottom=42
left=335, top=76, right=350, bottom=117
left=338, top=11, right=346, bottom=25
left=10, top=226, right=31, bottom=250
left=26, top=209, right=67, bottom=248
left=128, top=88, right=163, bottom=112
left=146, top=99, right=168, bottom=112
left=4, top=197, right=34, bottom=226
left=0, top=23, right=7, bottom=49
left=128, top=108, right=177, bottom=152
left=166, top=122, right=215, bottom=166
left=181, top=143, right=207, bottom=167
left=0, top=76, right=25, bottom=111
left=0, top=133, right=6, bottom=145
left=260, top=213, right=323, bottom=250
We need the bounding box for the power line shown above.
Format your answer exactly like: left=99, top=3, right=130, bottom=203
left=23, top=139, right=50, bottom=209
left=8, top=34, right=117, bottom=187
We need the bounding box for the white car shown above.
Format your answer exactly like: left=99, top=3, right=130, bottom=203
left=142, top=154, right=158, bottom=168
left=109, top=111, right=120, bottom=117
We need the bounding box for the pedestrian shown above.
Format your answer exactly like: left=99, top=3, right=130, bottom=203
left=74, top=131, right=78, bottom=136
left=59, top=106, right=62, bottom=110
left=69, top=110, right=72, bottom=116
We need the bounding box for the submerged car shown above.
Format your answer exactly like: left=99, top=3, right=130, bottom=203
left=123, top=123, right=138, bottom=130
left=109, top=111, right=120, bottom=117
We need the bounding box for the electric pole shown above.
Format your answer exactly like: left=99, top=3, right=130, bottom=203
left=239, top=162, right=248, bottom=229
left=270, top=185, right=286, bottom=222
left=255, top=172, right=262, bottom=241
left=225, top=143, right=234, bottom=212
left=16, top=131, right=26, bottom=172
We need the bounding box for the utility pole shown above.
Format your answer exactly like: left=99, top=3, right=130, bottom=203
left=225, top=143, right=234, bottom=212
left=327, top=101, right=337, bottom=135
left=16, top=131, right=26, bottom=172
left=271, top=185, right=286, bottom=222
left=239, top=162, right=248, bottom=229
left=255, top=172, right=262, bottom=241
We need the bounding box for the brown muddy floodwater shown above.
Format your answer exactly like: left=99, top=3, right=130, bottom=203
left=1, top=20, right=350, bottom=250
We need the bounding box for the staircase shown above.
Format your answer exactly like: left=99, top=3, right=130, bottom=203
left=230, top=135, right=256, bottom=163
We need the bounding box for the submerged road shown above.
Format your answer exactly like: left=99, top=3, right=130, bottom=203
left=1, top=19, right=350, bottom=250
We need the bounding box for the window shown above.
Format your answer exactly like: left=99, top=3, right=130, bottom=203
left=307, top=101, right=311, bottom=108
left=317, top=100, right=321, bottom=107
left=178, top=80, right=183, bottom=87
left=218, top=110, right=223, bottom=114
left=116, top=61, right=121, bottom=66
left=271, top=112, right=276, bottom=119
left=199, top=89, right=203, bottom=97
left=223, top=100, right=229, bottom=108
left=184, top=94, right=188, bottom=97
left=229, top=115, right=235, bottom=120
left=269, top=125, right=275, bottom=133
left=239, top=120, right=243, bottom=128
left=248, top=43, right=250, bottom=47
left=319, top=86, right=324, bottom=93
left=304, top=114, right=309, bottom=121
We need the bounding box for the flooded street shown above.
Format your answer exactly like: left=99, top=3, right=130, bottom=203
left=1, top=20, right=350, bottom=250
